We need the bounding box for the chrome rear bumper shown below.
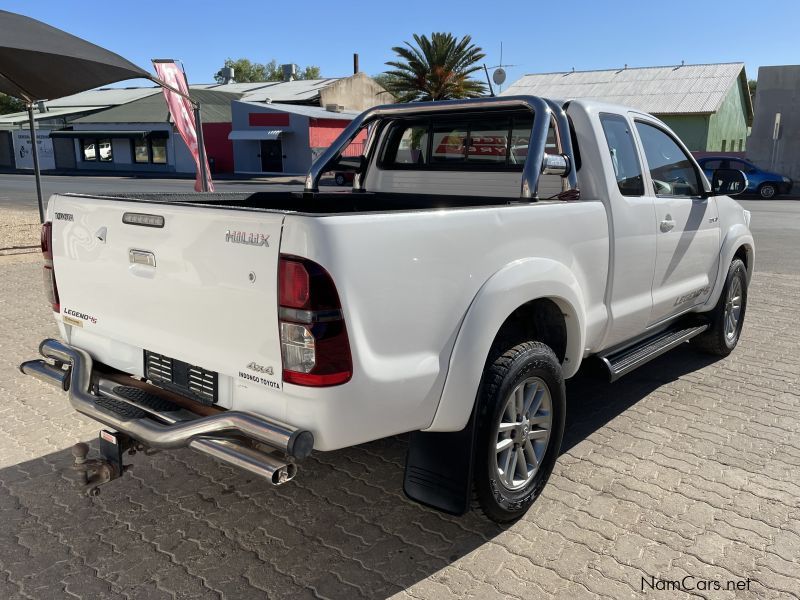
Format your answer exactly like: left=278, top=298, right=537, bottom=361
left=20, top=339, right=313, bottom=485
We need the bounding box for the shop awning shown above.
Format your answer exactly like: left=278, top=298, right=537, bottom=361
left=228, top=129, right=286, bottom=141
left=49, top=130, right=169, bottom=140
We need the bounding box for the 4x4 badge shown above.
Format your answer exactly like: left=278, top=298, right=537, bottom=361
left=247, top=362, right=274, bottom=376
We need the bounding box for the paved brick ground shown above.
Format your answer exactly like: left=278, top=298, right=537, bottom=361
left=0, top=255, right=798, bottom=599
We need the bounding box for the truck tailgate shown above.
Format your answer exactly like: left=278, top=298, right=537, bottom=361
left=50, top=195, right=285, bottom=396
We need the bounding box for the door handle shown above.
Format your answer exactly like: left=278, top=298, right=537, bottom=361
left=660, top=214, right=675, bottom=232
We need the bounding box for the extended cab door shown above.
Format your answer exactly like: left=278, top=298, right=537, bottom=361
left=597, top=113, right=658, bottom=348
left=633, top=119, right=720, bottom=325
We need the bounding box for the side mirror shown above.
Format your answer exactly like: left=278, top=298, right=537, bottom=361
left=332, top=155, right=365, bottom=172
left=710, top=168, right=748, bottom=196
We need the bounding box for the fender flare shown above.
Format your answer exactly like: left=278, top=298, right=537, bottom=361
left=424, top=258, right=586, bottom=432
left=703, top=225, right=754, bottom=310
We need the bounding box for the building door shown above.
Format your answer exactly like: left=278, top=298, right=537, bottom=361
left=260, top=140, right=283, bottom=172
left=0, top=131, right=13, bottom=167
left=53, top=137, right=76, bottom=169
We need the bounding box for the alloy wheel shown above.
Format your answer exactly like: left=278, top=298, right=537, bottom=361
left=492, top=376, right=553, bottom=491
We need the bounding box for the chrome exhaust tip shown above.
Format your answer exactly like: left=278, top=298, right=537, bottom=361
left=22, top=338, right=310, bottom=486
left=19, top=359, right=70, bottom=391
left=190, top=438, right=297, bottom=485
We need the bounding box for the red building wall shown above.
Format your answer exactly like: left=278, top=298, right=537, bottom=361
left=201, top=123, right=234, bottom=173
left=309, top=118, right=367, bottom=153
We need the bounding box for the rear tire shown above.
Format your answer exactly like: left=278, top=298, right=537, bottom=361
left=691, top=258, right=747, bottom=356
left=759, top=183, right=777, bottom=199
left=334, top=173, right=346, bottom=186
left=474, top=342, right=565, bottom=523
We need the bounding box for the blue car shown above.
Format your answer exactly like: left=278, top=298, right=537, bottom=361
left=697, top=156, right=793, bottom=199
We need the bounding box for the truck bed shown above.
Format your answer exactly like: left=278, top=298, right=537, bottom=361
left=69, top=190, right=539, bottom=215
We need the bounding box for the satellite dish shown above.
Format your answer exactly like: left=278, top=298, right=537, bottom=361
left=492, top=67, right=506, bottom=86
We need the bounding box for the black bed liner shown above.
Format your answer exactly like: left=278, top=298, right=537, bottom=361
left=83, top=191, right=532, bottom=215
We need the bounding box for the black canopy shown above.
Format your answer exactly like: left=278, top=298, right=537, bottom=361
left=0, top=10, right=158, bottom=221
left=0, top=10, right=150, bottom=102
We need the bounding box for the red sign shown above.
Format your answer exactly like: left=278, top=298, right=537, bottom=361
left=153, top=60, right=214, bottom=192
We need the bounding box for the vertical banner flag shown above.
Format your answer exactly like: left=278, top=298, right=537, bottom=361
left=153, top=60, right=214, bottom=192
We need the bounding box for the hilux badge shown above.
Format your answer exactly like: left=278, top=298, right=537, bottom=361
left=226, top=230, right=269, bottom=247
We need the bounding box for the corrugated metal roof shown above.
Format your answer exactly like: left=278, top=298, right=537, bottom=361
left=203, top=82, right=281, bottom=93
left=501, top=63, right=748, bottom=115
left=0, top=105, right=103, bottom=126
left=234, top=79, right=342, bottom=103
left=73, top=89, right=243, bottom=124
left=236, top=100, right=358, bottom=119
left=46, top=87, right=161, bottom=107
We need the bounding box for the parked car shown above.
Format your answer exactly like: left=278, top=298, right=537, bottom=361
left=697, top=156, right=792, bottom=199
left=21, top=97, right=754, bottom=523
left=333, top=171, right=354, bottom=186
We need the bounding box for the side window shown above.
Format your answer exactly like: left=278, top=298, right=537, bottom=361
left=600, top=114, right=644, bottom=196
left=703, top=159, right=723, bottom=170
left=728, top=159, right=753, bottom=173
left=382, top=122, right=429, bottom=166
left=635, top=121, right=702, bottom=197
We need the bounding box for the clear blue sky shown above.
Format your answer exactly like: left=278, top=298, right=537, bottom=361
left=4, top=0, right=797, bottom=89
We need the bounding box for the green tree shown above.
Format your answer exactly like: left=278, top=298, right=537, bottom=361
left=214, top=58, right=322, bottom=83
left=0, top=93, right=25, bottom=115
left=748, top=79, right=757, bottom=107
left=382, top=33, right=486, bottom=102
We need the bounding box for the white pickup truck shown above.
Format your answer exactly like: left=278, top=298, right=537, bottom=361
left=21, top=96, right=754, bottom=523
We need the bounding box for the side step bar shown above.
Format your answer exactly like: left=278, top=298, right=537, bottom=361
left=20, top=338, right=312, bottom=486
left=599, top=324, right=708, bottom=382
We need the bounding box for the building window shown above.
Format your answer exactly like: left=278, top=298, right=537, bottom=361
left=738, top=139, right=743, bottom=151
left=721, top=140, right=727, bottom=152
left=133, top=138, right=149, bottom=163
left=152, top=138, right=167, bottom=164
left=131, top=137, right=168, bottom=164
left=81, top=138, right=112, bottom=162
left=81, top=139, right=95, bottom=161
left=98, top=140, right=112, bottom=162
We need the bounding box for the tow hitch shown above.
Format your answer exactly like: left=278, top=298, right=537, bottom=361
left=21, top=339, right=311, bottom=490
left=70, top=430, right=134, bottom=496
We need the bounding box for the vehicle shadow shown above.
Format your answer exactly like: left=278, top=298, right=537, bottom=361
left=0, top=345, right=722, bottom=599
left=562, top=344, right=722, bottom=454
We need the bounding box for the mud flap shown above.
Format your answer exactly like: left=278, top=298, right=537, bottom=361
left=403, top=410, right=477, bottom=516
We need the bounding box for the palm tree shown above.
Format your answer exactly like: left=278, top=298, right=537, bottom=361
left=383, top=33, right=487, bottom=102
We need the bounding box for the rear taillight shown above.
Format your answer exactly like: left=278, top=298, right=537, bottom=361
left=41, top=222, right=60, bottom=313
left=278, top=256, right=352, bottom=386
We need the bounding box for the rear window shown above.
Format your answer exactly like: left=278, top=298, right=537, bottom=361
left=380, top=112, right=555, bottom=171
left=466, top=118, right=510, bottom=165
left=381, top=122, right=429, bottom=166
left=431, top=122, right=469, bottom=164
